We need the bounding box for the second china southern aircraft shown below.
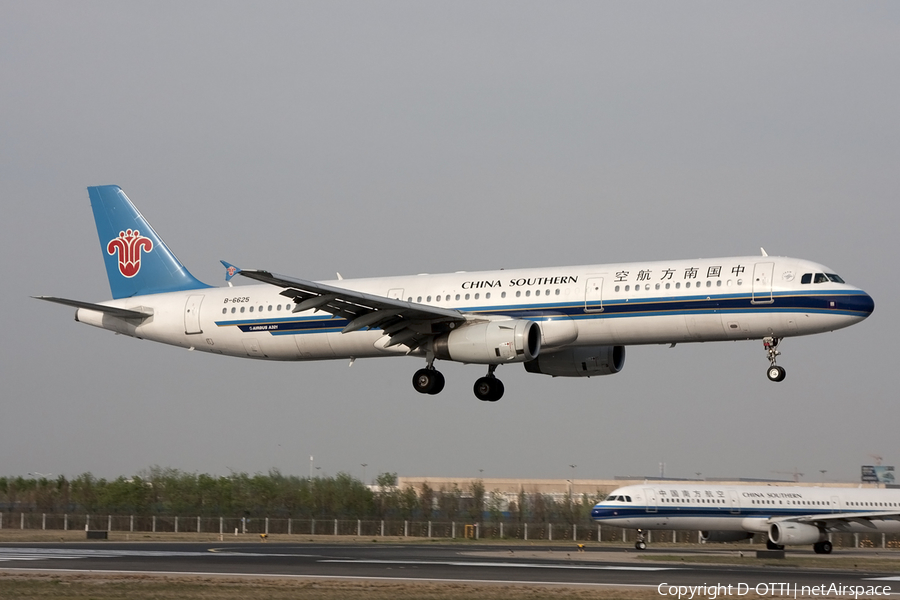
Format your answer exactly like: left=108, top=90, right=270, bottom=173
left=37, top=186, right=874, bottom=401
left=592, top=483, right=900, bottom=554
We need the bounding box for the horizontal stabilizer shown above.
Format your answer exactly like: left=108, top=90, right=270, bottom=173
left=33, top=296, right=152, bottom=319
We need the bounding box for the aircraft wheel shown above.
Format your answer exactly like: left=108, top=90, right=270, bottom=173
left=635, top=541, right=647, bottom=551
left=413, top=368, right=443, bottom=395
left=474, top=377, right=504, bottom=402
left=428, top=370, right=445, bottom=395
left=766, top=539, right=784, bottom=550
left=767, top=366, right=786, bottom=382
left=814, top=541, right=833, bottom=554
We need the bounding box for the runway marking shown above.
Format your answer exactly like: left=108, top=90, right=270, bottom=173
left=0, top=548, right=229, bottom=561
left=319, top=559, right=680, bottom=571
left=865, top=576, right=900, bottom=581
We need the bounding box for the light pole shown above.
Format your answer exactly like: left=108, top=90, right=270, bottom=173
left=309, top=456, right=313, bottom=481
left=361, top=463, right=368, bottom=484
left=569, top=464, right=576, bottom=495
left=820, top=470, right=827, bottom=484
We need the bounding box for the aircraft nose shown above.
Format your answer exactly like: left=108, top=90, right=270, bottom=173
left=855, top=291, right=875, bottom=317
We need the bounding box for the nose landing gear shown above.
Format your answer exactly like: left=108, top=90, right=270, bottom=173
left=635, top=529, right=647, bottom=550
left=764, top=337, right=786, bottom=382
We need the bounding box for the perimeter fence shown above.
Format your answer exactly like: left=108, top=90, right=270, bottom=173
left=4, top=512, right=900, bottom=549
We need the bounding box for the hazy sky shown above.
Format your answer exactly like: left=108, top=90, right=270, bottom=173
left=3, top=2, right=898, bottom=485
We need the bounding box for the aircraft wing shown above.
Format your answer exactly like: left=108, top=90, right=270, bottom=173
left=33, top=296, right=152, bottom=320
left=238, top=269, right=468, bottom=351
left=773, top=511, right=900, bottom=531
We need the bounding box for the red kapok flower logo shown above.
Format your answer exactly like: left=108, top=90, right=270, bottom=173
left=107, top=229, right=153, bottom=278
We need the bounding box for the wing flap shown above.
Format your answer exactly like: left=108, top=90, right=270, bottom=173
left=239, top=269, right=467, bottom=349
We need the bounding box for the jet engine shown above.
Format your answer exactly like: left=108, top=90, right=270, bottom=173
left=433, top=319, right=540, bottom=364
left=769, top=522, right=826, bottom=546
left=523, top=345, right=625, bottom=377
left=700, top=531, right=754, bottom=543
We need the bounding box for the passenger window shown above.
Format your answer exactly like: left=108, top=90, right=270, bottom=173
left=474, top=293, right=480, bottom=300
left=285, top=304, right=292, bottom=311
left=501, top=292, right=506, bottom=298
left=716, top=280, right=722, bottom=287
left=685, top=282, right=691, bottom=288
left=426, top=296, right=432, bottom=302
left=268, top=305, right=273, bottom=311
left=277, top=304, right=282, bottom=311
left=545, top=289, right=550, bottom=296
left=706, top=281, right=711, bottom=287
left=222, top=308, right=227, bottom=314
left=665, top=283, right=670, bottom=289
left=645, top=284, right=650, bottom=291
left=516, top=291, right=521, bottom=297
left=655, top=283, right=660, bottom=290
left=465, top=293, right=470, bottom=300
left=615, top=285, right=620, bottom=292
left=436, top=295, right=441, bottom=302
left=801, top=273, right=812, bottom=284
left=240, top=307, right=245, bottom=313
left=525, top=290, right=531, bottom=297
left=485, top=292, right=491, bottom=299
left=535, top=290, right=541, bottom=296
left=417, top=297, right=422, bottom=302
left=555, top=289, right=560, bottom=295
left=231, top=307, right=236, bottom=313
left=456, top=294, right=460, bottom=301
left=625, top=285, right=630, bottom=292
left=675, top=282, right=681, bottom=289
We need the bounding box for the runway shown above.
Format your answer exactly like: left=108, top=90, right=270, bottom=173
left=0, top=542, right=897, bottom=591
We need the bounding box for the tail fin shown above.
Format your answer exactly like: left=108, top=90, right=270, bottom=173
left=88, top=185, right=211, bottom=299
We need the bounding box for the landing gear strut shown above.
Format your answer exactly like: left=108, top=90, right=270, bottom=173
left=635, top=529, right=647, bottom=551
left=473, top=365, right=504, bottom=402
left=763, top=337, right=786, bottom=382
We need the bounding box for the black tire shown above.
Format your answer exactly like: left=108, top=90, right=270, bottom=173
left=766, top=539, right=784, bottom=550
left=767, top=366, right=786, bottom=382
left=413, top=368, right=438, bottom=394
left=428, top=370, right=445, bottom=395
left=489, top=378, right=504, bottom=401
left=474, top=377, right=495, bottom=401
left=635, top=541, right=647, bottom=551
left=814, top=541, right=833, bottom=554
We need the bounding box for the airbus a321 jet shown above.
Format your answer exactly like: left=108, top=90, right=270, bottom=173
left=37, top=186, right=874, bottom=401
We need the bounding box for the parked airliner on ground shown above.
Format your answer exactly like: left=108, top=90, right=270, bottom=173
left=592, top=483, right=900, bottom=554
left=37, top=186, right=874, bottom=400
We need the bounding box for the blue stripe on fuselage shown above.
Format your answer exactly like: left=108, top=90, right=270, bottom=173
left=213, top=290, right=873, bottom=335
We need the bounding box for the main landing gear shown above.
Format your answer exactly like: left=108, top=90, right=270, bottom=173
left=635, top=529, right=647, bottom=551
left=813, top=540, right=833, bottom=554
left=473, top=365, right=504, bottom=402
left=411, top=363, right=506, bottom=401
left=763, top=337, right=786, bottom=382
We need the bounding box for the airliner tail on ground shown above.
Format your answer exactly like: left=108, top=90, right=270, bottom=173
left=37, top=186, right=874, bottom=400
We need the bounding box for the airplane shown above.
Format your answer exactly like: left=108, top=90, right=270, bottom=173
left=36, top=185, right=874, bottom=401
left=591, top=483, right=900, bottom=554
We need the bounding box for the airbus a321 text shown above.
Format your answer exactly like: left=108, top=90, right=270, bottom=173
left=593, top=483, right=900, bottom=554
left=37, top=186, right=874, bottom=401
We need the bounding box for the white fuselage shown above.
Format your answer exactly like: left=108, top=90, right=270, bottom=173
left=74, top=255, right=873, bottom=363
left=592, top=483, right=900, bottom=536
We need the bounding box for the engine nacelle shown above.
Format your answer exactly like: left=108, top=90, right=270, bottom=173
left=523, top=345, right=625, bottom=377
left=433, top=319, right=540, bottom=364
left=769, top=522, right=826, bottom=546
left=700, top=531, right=754, bottom=543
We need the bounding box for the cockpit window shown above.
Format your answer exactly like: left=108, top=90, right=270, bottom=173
left=605, top=495, right=616, bottom=502
left=826, top=273, right=845, bottom=283
left=814, top=273, right=829, bottom=284
left=625, top=495, right=632, bottom=502
left=801, top=273, right=812, bottom=284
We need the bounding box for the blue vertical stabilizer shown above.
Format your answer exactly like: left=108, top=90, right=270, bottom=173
left=88, top=185, right=211, bottom=299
